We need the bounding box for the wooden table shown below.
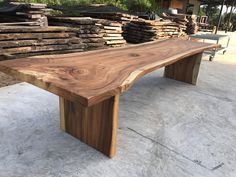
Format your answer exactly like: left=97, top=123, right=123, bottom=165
left=0, top=39, right=217, bottom=158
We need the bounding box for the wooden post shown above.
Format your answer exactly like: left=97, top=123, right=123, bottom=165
left=164, top=53, right=203, bottom=85
left=59, top=95, right=119, bottom=158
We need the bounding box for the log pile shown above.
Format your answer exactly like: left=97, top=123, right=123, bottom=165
left=123, top=19, right=186, bottom=44
left=0, top=26, right=86, bottom=59
left=0, top=2, right=49, bottom=27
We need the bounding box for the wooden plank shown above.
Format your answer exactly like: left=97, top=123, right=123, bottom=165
left=49, top=17, right=97, bottom=25
left=16, top=12, right=42, bottom=19
left=104, top=34, right=122, bottom=37
left=105, top=40, right=126, bottom=45
left=164, top=53, right=203, bottom=85
left=0, top=33, right=76, bottom=41
left=0, top=44, right=85, bottom=54
left=0, top=26, right=80, bottom=33
left=59, top=97, right=66, bottom=131
left=0, top=38, right=82, bottom=48
left=78, top=34, right=104, bottom=38
left=24, top=10, right=45, bottom=14
left=0, top=49, right=85, bottom=60
left=103, top=36, right=124, bottom=40
left=98, top=20, right=122, bottom=27
left=105, top=30, right=123, bottom=34
left=86, top=43, right=105, bottom=48
left=0, top=22, right=41, bottom=26
left=82, top=38, right=105, bottom=43
left=78, top=29, right=102, bottom=34
left=104, top=26, right=122, bottom=30
left=60, top=94, right=119, bottom=157
left=0, top=39, right=218, bottom=107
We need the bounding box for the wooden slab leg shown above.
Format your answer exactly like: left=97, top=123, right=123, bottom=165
left=164, top=53, right=203, bottom=85
left=59, top=95, right=119, bottom=158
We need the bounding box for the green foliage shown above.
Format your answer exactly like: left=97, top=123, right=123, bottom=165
left=0, top=0, right=159, bottom=12
left=121, top=0, right=158, bottom=12
left=222, top=12, right=236, bottom=31
left=223, top=12, right=236, bottom=23
left=199, top=5, right=220, bottom=26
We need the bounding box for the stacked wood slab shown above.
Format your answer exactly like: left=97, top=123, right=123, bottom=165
left=161, top=13, right=197, bottom=35
left=123, top=19, right=186, bottom=44
left=0, top=26, right=86, bottom=59
left=186, top=15, right=198, bottom=34
left=80, top=12, right=138, bottom=23
left=49, top=17, right=126, bottom=48
left=0, top=2, right=48, bottom=26
left=68, top=4, right=137, bottom=23
left=163, top=13, right=188, bottom=28
left=98, top=20, right=126, bottom=47
left=49, top=17, right=106, bottom=50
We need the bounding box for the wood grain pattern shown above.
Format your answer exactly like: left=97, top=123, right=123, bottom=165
left=59, top=97, right=66, bottom=131
left=0, top=33, right=76, bottom=41
left=0, top=26, right=80, bottom=33
left=164, top=53, right=203, bottom=85
left=60, top=95, right=119, bottom=157
left=0, top=39, right=218, bottom=107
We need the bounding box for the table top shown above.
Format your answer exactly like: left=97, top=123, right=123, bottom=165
left=0, top=39, right=217, bottom=106
left=189, top=34, right=230, bottom=40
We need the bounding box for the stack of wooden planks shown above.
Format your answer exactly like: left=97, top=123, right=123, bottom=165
left=123, top=19, right=186, bottom=44
left=186, top=15, right=198, bottom=34
left=49, top=17, right=127, bottom=48
left=80, top=12, right=138, bottom=23
left=161, top=13, right=198, bottom=35
left=0, top=2, right=49, bottom=26
left=162, top=13, right=188, bottom=29
left=98, top=20, right=126, bottom=47
left=56, top=3, right=135, bottom=23
left=49, top=17, right=106, bottom=50
left=0, top=26, right=86, bottom=59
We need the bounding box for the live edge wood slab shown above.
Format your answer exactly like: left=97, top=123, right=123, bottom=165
left=0, top=39, right=218, bottom=158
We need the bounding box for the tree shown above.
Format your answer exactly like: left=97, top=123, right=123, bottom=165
left=199, top=4, right=220, bottom=25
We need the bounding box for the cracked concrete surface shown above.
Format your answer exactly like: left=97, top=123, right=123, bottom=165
left=0, top=32, right=235, bottom=177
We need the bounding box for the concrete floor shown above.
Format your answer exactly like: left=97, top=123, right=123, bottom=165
left=0, top=32, right=236, bottom=177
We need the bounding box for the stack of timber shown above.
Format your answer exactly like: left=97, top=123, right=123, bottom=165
left=49, top=17, right=106, bottom=50
left=80, top=12, right=139, bottom=23
left=98, top=20, right=126, bottom=47
left=0, top=2, right=49, bottom=26
left=186, top=15, right=198, bottom=34
left=0, top=26, right=86, bottom=60
left=49, top=17, right=126, bottom=48
left=123, top=19, right=186, bottom=44
left=162, top=13, right=188, bottom=28
left=161, top=13, right=198, bottom=35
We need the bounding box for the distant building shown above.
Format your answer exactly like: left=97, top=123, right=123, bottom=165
left=158, top=0, right=201, bottom=15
